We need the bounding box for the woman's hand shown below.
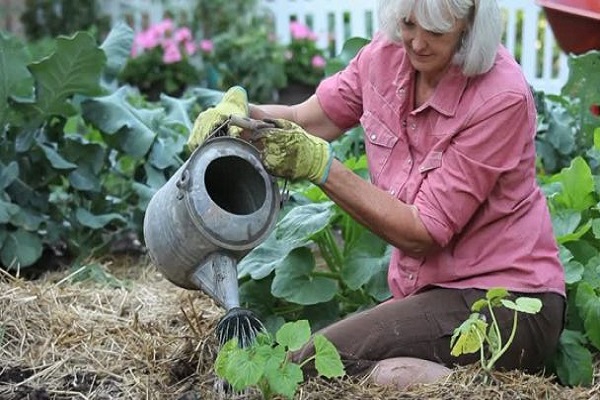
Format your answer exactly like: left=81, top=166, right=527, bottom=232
left=250, top=118, right=333, bottom=184
left=187, top=86, right=248, bottom=150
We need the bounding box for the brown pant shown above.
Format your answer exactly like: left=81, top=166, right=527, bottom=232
left=293, top=287, right=565, bottom=377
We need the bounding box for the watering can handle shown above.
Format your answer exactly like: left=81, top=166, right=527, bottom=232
left=228, top=115, right=275, bottom=131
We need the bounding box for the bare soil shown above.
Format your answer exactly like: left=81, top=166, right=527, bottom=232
left=0, top=256, right=598, bottom=400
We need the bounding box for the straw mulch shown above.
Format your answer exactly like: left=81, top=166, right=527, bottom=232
left=0, top=256, right=598, bottom=400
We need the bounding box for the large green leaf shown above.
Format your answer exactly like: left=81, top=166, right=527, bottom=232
left=38, top=143, right=78, bottom=170
left=75, top=208, right=126, bottom=229
left=313, top=334, right=345, bottom=378
left=271, top=247, right=338, bottom=305
left=0, top=162, right=19, bottom=190
left=275, top=320, right=311, bottom=351
left=0, top=198, right=20, bottom=224
left=238, top=202, right=335, bottom=279
left=100, top=21, right=134, bottom=84
left=0, top=32, right=34, bottom=126
left=342, top=229, right=389, bottom=290
left=575, top=282, right=600, bottom=351
left=82, top=87, right=160, bottom=158
left=551, top=157, right=595, bottom=211
left=554, top=329, right=594, bottom=386
left=28, top=31, right=105, bottom=118
left=161, top=94, right=197, bottom=132
left=1, top=228, right=43, bottom=268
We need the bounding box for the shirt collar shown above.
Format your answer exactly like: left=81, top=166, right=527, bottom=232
left=394, top=55, right=469, bottom=117
left=426, top=64, right=469, bottom=117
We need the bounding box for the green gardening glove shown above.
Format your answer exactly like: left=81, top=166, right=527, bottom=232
left=187, top=86, right=249, bottom=151
left=251, top=119, right=333, bottom=184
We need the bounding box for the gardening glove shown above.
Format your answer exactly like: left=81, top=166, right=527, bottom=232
left=187, top=86, right=249, bottom=150
left=251, top=119, right=333, bottom=184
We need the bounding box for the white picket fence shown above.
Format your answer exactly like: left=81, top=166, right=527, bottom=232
left=103, top=0, right=570, bottom=94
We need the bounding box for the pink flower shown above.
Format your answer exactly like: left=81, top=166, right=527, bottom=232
left=174, top=27, right=192, bottom=43
left=184, top=41, right=197, bottom=56
left=200, top=39, right=214, bottom=53
left=311, top=55, right=326, bottom=69
left=162, top=40, right=182, bottom=64
left=290, top=21, right=314, bottom=40
left=133, top=30, right=161, bottom=52
left=154, top=19, right=174, bottom=36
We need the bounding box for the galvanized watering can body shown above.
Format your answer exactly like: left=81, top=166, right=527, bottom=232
left=143, top=136, right=280, bottom=308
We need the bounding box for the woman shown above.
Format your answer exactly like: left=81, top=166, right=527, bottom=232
left=188, top=0, right=566, bottom=388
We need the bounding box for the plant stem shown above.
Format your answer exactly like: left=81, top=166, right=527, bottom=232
left=487, top=303, right=503, bottom=354
left=486, top=310, right=519, bottom=371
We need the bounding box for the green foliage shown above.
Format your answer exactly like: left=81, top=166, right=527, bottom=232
left=450, top=288, right=542, bottom=374
left=237, top=156, right=390, bottom=331
left=0, top=26, right=218, bottom=270
left=20, top=0, right=110, bottom=41
left=191, top=0, right=261, bottom=38
left=215, top=320, right=345, bottom=399
left=211, top=27, right=287, bottom=104
left=535, top=51, right=600, bottom=175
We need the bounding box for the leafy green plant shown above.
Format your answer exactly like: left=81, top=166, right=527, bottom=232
left=535, top=51, right=600, bottom=175
left=211, top=26, right=287, bottom=103
left=0, top=25, right=221, bottom=271
left=20, top=0, right=110, bottom=41
left=450, top=288, right=543, bottom=375
left=215, top=319, right=345, bottom=399
left=236, top=156, right=390, bottom=332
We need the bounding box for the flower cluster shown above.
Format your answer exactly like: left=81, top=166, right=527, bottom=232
left=120, top=19, right=214, bottom=100
left=284, top=21, right=327, bottom=86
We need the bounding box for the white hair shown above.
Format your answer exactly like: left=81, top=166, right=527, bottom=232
left=377, top=0, right=503, bottom=76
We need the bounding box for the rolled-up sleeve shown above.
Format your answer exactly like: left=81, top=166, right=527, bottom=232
left=315, top=44, right=369, bottom=131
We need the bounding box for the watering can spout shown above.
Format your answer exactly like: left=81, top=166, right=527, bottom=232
left=191, top=252, right=240, bottom=310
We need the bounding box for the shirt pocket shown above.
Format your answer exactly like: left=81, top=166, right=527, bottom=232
left=360, top=111, right=398, bottom=184
left=419, top=151, right=443, bottom=174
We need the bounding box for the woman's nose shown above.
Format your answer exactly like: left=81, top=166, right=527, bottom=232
left=411, top=30, right=427, bottom=52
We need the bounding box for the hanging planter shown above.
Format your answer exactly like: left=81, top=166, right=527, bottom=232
left=537, top=0, right=600, bottom=54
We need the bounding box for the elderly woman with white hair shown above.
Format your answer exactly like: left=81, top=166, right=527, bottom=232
left=188, top=0, right=566, bottom=388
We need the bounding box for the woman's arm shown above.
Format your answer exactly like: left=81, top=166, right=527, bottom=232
left=322, top=160, right=437, bottom=258
left=251, top=94, right=436, bottom=257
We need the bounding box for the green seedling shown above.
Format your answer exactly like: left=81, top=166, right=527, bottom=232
left=450, top=288, right=542, bottom=374
left=215, top=319, right=345, bottom=399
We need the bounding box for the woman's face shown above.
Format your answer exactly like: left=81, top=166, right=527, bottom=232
left=400, top=14, right=467, bottom=81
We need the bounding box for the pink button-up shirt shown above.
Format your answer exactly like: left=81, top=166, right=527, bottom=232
left=317, top=32, right=565, bottom=299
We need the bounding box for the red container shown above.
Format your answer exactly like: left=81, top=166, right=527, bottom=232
left=536, top=0, right=600, bottom=54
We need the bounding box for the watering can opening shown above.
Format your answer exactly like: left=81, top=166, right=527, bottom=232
left=204, top=155, right=266, bottom=216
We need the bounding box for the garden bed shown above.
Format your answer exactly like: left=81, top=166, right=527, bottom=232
left=0, top=257, right=598, bottom=400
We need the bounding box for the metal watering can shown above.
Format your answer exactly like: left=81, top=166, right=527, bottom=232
left=143, top=117, right=280, bottom=345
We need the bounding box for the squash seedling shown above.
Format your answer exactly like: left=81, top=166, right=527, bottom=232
left=215, top=319, right=345, bottom=399
left=450, top=288, right=543, bottom=374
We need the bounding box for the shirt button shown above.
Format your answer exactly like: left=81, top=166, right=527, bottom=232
left=389, top=189, right=396, bottom=196
left=407, top=159, right=412, bottom=165
left=411, top=123, right=417, bottom=130
left=408, top=274, right=414, bottom=280
left=402, top=120, right=407, bottom=127
left=370, top=134, right=376, bottom=140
